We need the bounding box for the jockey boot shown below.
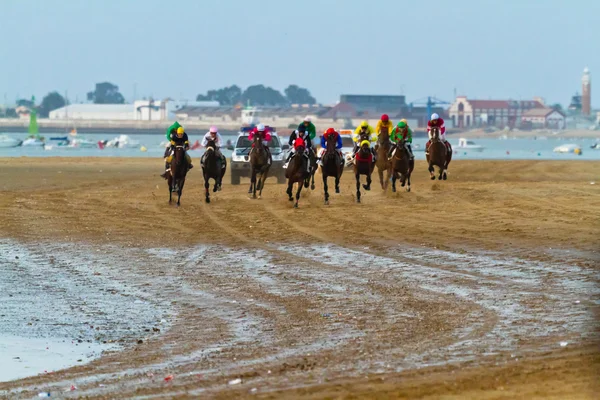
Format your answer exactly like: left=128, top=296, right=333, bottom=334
left=406, top=144, right=415, bottom=160
left=160, top=162, right=169, bottom=179
left=283, top=151, right=293, bottom=169
left=304, top=153, right=311, bottom=173
left=388, top=144, right=396, bottom=160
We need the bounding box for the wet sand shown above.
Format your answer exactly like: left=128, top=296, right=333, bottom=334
left=0, top=158, right=598, bottom=399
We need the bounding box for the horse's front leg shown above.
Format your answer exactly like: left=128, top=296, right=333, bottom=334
left=406, top=172, right=412, bottom=192
left=323, top=174, right=329, bottom=205
left=378, top=166, right=384, bottom=190
left=355, top=172, right=361, bottom=203
left=363, top=173, right=372, bottom=191
left=428, top=164, right=435, bottom=180
left=391, top=172, right=397, bottom=192
left=205, top=177, right=210, bottom=203
left=250, top=168, right=256, bottom=197
left=286, top=179, right=294, bottom=201
left=258, top=169, right=268, bottom=199
left=294, top=180, right=302, bottom=208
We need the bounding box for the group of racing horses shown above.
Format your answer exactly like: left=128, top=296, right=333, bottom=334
left=165, top=127, right=451, bottom=208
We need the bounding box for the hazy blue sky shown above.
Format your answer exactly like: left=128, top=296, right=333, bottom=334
left=1, top=0, right=598, bottom=107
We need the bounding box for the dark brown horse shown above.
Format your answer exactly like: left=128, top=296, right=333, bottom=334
left=201, top=139, right=226, bottom=204
left=321, top=133, right=344, bottom=205
left=426, top=127, right=452, bottom=180
left=306, top=147, right=318, bottom=190
left=285, top=143, right=309, bottom=208
left=249, top=134, right=271, bottom=199
left=375, top=127, right=392, bottom=190
left=353, top=140, right=375, bottom=203
left=167, top=145, right=188, bottom=206
left=390, top=140, right=414, bottom=192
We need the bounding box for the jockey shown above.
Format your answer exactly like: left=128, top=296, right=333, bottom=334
left=248, top=123, right=272, bottom=164
left=292, top=137, right=311, bottom=173
left=317, top=127, right=344, bottom=166
left=389, top=119, right=414, bottom=159
left=375, top=114, right=394, bottom=136
left=298, top=116, right=317, bottom=145
left=201, top=125, right=226, bottom=169
left=284, top=125, right=312, bottom=168
left=427, top=113, right=452, bottom=154
left=352, top=120, right=377, bottom=162
left=161, top=126, right=192, bottom=179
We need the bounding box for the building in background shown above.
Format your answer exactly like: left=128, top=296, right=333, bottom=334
left=447, top=96, right=545, bottom=129
left=521, top=108, right=566, bottom=129
left=582, top=67, right=591, bottom=116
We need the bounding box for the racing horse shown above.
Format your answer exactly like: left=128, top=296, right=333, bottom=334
left=321, top=132, right=344, bottom=205
left=249, top=133, right=271, bottom=199
left=285, top=139, right=309, bottom=208
left=375, top=127, right=392, bottom=190
left=167, top=145, right=189, bottom=206
left=353, top=140, right=375, bottom=203
left=390, top=140, right=414, bottom=192
left=426, top=127, right=452, bottom=180
left=306, top=146, right=318, bottom=190
left=201, top=139, right=226, bottom=204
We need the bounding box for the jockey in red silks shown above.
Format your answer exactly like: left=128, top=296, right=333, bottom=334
left=288, top=137, right=311, bottom=173
left=426, top=113, right=452, bottom=154
left=317, top=127, right=344, bottom=166
left=248, top=123, right=272, bottom=164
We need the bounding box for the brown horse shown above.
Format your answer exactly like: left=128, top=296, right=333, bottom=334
left=353, top=140, right=375, bottom=203
left=167, top=145, right=189, bottom=206
left=306, top=147, right=318, bottom=190
left=426, top=127, right=452, bottom=180
left=390, top=140, right=414, bottom=192
left=321, top=133, right=344, bottom=205
left=375, top=128, right=392, bottom=190
left=249, top=134, right=271, bottom=199
left=285, top=143, right=309, bottom=208
left=201, top=139, right=226, bottom=204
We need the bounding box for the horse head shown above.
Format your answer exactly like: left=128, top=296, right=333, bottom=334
left=173, top=145, right=186, bottom=165
left=253, top=134, right=265, bottom=151
left=430, top=126, right=441, bottom=142
left=205, top=139, right=216, bottom=153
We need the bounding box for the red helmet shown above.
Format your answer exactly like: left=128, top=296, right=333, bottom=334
left=294, top=137, right=305, bottom=148
left=381, top=114, right=389, bottom=122
left=325, top=128, right=336, bottom=135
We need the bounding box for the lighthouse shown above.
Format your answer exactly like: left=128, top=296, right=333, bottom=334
left=582, top=67, right=591, bottom=116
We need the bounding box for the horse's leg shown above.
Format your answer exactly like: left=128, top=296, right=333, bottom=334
left=286, top=179, right=294, bottom=201
left=406, top=171, right=412, bottom=192
left=177, top=179, right=184, bottom=207
left=258, top=168, right=268, bottom=199
left=438, top=164, right=443, bottom=180
left=249, top=167, right=255, bottom=195
left=168, top=180, right=173, bottom=203
left=377, top=166, right=384, bottom=190
left=391, top=171, right=397, bottom=192
left=428, top=163, right=435, bottom=180
left=363, top=172, right=371, bottom=191
left=205, top=176, right=210, bottom=203
left=310, top=167, right=316, bottom=190
left=335, top=166, right=342, bottom=193
left=323, top=174, right=330, bottom=205
left=294, top=180, right=302, bottom=208
left=355, top=172, right=361, bottom=203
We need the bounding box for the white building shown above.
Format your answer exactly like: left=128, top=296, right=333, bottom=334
left=49, top=104, right=134, bottom=120
left=521, top=108, right=566, bottom=129
left=448, top=96, right=545, bottom=128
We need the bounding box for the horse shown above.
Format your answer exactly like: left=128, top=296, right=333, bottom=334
left=306, top=146, right=318, bottom=190
left=285, top=143, right=309, bottom=208
left=201, top=139, right=226, bottom=204
left=426, top=127, right=452, bottom=180
left=321, top=133, right=344, bottom=205
left=249, top=134, right=271, bottom=199
left=390, top=140, right=414, bottom=192
left=167, top=145, right=189, bottom=206
left=353, top=140, right=375, bottom=203
left=375, top=128, right=392, bottom=190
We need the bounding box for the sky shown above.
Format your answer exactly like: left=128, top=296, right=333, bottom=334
left=1, top=0, right=598, bottom=107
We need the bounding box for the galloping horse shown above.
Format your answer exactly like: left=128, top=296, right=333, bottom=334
left=353, top=140, right=375, bottom=203
left=168, top=145, right=189, bottom=206
left=285, top=141, right=309, bottom=208
left=426, top=127, right=452, bottom=180
left=321, top=133, right=344, bottom=205
left=390, top=140, right=414, bottom=192
left=375, top=128, right=392, bottom=190
left=249, top=134, right=271, bottom=199
left=306, top=147, right=318, bottom=190
left=201, top=139, right=226, bottom=204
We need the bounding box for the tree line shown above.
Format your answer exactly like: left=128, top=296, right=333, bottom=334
left=196, top=84, right=317, bottom=106
left=1, top=82, right=319, bottom=119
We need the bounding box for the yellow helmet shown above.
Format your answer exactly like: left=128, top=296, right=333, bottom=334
left=360, top=140, right=370, bottom=147
left=360, top=121, right=369, bottom=128
left=400, top=119, right=408, bottom=124
left=176, top=127, right=184, bottom=136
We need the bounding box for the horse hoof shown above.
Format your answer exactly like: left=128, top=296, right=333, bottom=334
left=401, top=182, right=406, bottom=187
left=406, top=187, right=411, bottom=192
left=252, top=195, right=257, bottom=199
left=335, top=188, right=340, bottom=193
left=311, top=184, right=315, bottom=190
left=258, top=195, right=261, bottom=200
left=288, top=197, right=293, bottom=201
left=443, top=174, right=447, bottom=180
left=294, top=203, right=298, bottom=208
left=430, top=176, right=436, bottom=180
left=392, top=188, right=396, bottom=193
left=206, top=198, right=210, bottom=203
left=324, top=200, right=329, bottom=205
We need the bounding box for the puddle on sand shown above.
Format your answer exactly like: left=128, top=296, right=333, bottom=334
left=0, top=335, right=114, bottom=383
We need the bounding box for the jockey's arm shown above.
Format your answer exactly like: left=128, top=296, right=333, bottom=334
left=336, top=134, right=343, bottom=149
left=320, top=135, right=326, bottom=148
left=201, top=134, right=209, bottom=147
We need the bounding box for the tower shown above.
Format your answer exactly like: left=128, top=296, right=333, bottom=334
left=582, top=67, right=591, bottom=116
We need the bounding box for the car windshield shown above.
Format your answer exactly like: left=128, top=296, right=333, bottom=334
left=236, top=135, right=281, bottom=150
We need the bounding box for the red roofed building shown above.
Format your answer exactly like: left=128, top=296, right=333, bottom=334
left=448, top=96, right=545, bottom=129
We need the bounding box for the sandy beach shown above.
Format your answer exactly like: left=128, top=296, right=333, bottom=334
left=0, top=158, right=598, bottom=399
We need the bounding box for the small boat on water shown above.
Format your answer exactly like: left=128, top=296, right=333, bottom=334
left=22, top=137, right=45, bottom=147
left=68, top=137, right=98, bottom=148
left=590, top=143, right=600, bottom=150
left=0, top=134, right=22, bottom=148
left=553, top=144, right=582, bottom=154
left=455, top=138, right=484, bottom=152
left=105, top=134, right=140, bottom=149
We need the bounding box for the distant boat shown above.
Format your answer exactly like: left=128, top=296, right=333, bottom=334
left=456, top=138, right=484, bottom=152
left=25, top=96, right=45, bottom=146
left=590, top=143, right=600, bottom=150
left=106, top=134, right=140, bottom=148
left=22, top=137, right=45, bottom=147
left=68, top=137, right=98, bottom=148
left=554, top=144, right=582, bottom=154
left=0, top=134, right=22, bottom=148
